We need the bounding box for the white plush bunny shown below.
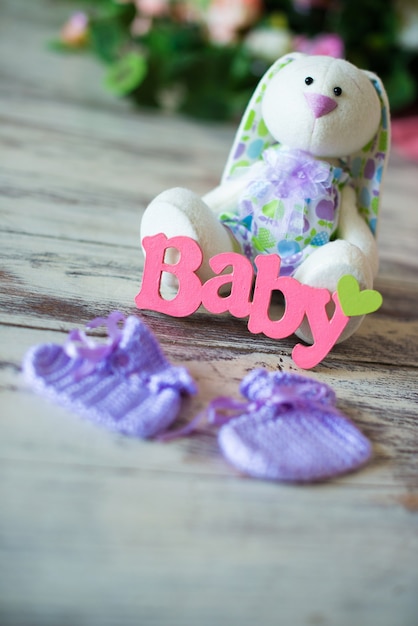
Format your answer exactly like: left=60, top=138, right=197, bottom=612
left=141, top=53, right=390, bottom=342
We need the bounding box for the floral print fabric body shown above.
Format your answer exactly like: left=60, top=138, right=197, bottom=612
left=220, top=146, right=350, bottom=276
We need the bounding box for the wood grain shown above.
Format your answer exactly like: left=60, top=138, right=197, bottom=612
left=1, top=2, right=417, bottom=625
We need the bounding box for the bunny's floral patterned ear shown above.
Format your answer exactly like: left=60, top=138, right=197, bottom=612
left=343, top=72, right=391, bottom=236
left=221, top=52, right=303, bottom=183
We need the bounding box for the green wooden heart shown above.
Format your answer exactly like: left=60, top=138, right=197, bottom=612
left=337, top=275, right=383, bottom=317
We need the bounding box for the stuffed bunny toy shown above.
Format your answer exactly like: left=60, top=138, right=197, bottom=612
left=141, top=52, right=390, bottom=342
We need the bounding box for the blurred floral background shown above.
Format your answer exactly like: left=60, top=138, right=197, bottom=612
left=53, top=0, right=418, bottom=157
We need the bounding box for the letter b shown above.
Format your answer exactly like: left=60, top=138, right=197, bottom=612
left=135, top=234, right=203, bottom=316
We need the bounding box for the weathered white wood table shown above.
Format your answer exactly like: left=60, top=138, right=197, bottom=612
left=1, top=2, right=417, bottom=625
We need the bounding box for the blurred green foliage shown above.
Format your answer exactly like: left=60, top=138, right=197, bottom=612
left=52, top=0, right=418, bottom=120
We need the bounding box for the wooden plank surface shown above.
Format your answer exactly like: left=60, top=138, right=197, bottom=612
left=1, top=2, right=417, bottom=625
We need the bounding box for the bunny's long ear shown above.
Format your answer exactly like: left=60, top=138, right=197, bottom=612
left=221, top=52, right=304, bottom=184
left=344, top=71, right=391, bottom=237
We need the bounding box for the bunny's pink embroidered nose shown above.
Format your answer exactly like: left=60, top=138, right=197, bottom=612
left=305, top=93, right=338, bottom=118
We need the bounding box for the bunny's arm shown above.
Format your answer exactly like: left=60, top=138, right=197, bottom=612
left=203, top=171, right=253, bottom=216
left=336, top=185, right=379, bottom=279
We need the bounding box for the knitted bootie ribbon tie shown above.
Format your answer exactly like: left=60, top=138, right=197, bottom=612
left=161, top=369, right=372, bottom=483
left=63, top=310, right=127, bottom=379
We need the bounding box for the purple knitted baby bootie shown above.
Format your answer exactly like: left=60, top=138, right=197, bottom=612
left=22, top=311, right=197, bottom=438
left=217, top=369, right=372, bottom=482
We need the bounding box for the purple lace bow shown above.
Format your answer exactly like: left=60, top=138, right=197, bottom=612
left=256, top=147, right=334, bottom=199
left=63, top=310, right=126, bottom=379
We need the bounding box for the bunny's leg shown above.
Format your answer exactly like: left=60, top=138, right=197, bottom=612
left=293, top=185, right=378, bottom=343
left=293, top=239, right=374, bottom=343
left=141, top=188, right=237, bottom=289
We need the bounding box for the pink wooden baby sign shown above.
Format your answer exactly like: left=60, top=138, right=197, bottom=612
left=135, top=234, right=383, bottom=369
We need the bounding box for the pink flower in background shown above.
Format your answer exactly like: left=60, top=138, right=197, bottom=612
left=392, top=116, right=418, bottom=161
left=60, top=12, right=89, bottom=47
left=130, top=15, right=153, bottom=35
left=205, top=0, right=263, bottom=44
left=294, top=33, right=344, bottom=58
left=129, top=0, right=170, bottom=34
left=293, top=0, right=334, bottom=10
left=135, top=0, right=170, bottom=18
left=171, top=1, right=202, bottom=23
left=124, top=0, right=263, bottom=41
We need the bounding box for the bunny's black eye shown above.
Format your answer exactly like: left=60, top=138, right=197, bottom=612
left=333, top=86, right=343, bottom=96
left=305, top=76, right=314, bottom=85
